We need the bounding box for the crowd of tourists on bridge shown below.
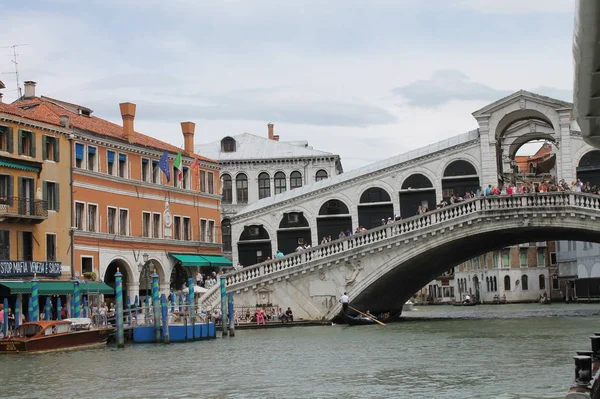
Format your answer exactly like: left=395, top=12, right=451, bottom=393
left=433, top=178, right=598, bottom=211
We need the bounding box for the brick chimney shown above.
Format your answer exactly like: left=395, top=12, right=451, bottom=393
left=119, top=102, right=136, bottom=143
left=181, top=121, right=196, bottom=154
left=24, top=81, right=36, bottom=99
left=267, top=123, right=279, bottom=141
left=59, top=115, right=70, bottom=129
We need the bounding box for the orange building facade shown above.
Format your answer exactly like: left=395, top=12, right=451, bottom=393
left=13, top=82, right=224, bottom=300
left=0, top=100, right=72, bottom=281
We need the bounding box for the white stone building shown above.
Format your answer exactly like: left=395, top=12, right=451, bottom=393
left=557, top=240, right=600, bottom=302
left=195, top=123, right=342, bottom=263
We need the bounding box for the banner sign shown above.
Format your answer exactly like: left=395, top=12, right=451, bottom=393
left=0, top=261, right=62, bottom=277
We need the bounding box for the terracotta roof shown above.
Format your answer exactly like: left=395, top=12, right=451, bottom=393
left=12, top=97, right=217, bottom=163
left=0, top=101, right=61, bottom=127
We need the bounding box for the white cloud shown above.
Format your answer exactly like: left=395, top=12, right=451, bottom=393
left=454, top=0, right=575, bottom=14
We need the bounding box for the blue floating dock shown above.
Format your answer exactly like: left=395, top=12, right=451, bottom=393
left=132, top=323, right=216, bottom=343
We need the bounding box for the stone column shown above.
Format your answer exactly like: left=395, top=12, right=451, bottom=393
left=476, top=117, right=499, bottom=188
left=558, top=110, right=575, bottom=183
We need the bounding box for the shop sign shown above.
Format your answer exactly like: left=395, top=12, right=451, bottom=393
left=0, top=261, right=62, bottom=277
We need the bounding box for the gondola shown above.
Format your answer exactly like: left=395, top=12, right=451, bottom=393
left=341, top=312, right=375, bottom=326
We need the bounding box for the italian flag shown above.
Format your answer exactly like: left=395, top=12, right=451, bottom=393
left=173, top=151, right=183, bottom=181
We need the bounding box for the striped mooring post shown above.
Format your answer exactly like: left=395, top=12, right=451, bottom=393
left=73, top=278, right=81, bottom=318
left=187, top=277, right=195, bottom=339
left=151, top=272, right=161, bottom=343
left=57, top=297, right=62, bottom=321
left=170, top=292, right=176, bottom=314
left=160, top=294, right=169, bottom=344
left=228, top=292, right=235, bottom=337
left=3, top=298, right=8, bottom=337
left=44, top=297, right=51, bottom=321
left=31, top=275, right=39, bottom=322
left=27, top=297, right=33, bottom=322
left=178, top=293, right=183, bottom=312
left=70, top=297, right=74, bottom=319
left=220, top=277, right=227, bottom=336
left=14, top=297, right=21, bottom=329
left=115, top=268, right=125, bottom=348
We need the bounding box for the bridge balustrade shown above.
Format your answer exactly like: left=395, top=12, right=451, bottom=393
left=200, top=192, right=600, bottom=308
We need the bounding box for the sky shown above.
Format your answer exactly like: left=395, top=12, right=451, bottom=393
left=1, top=0, right=575, bottom=171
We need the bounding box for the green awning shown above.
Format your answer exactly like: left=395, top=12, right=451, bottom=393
left=0, top=282, right=31, bottom=294
left=0, top=160, right=40, bottom=172
left=0, top=281, right=114, bottom=295
left=79, top=281, right=114, bottom=294
left=199, top=255, right=233, bottom=267
left=171, top=254, right=233, bottom=268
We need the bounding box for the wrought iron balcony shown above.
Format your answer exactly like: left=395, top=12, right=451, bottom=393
left=0, top=197, right=48, bottom=223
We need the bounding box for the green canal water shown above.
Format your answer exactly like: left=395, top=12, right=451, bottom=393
left=1, top=303, right=600, bottom=399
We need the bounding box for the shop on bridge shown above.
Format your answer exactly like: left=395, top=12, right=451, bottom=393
left=357, top=187, right=394, bottom=229
left=277, top=212, right=312, bottom=255
left=441, top=160, right=480, bottom=201
left=237, top=225, right=272, bottom=267
left=316, top=199, right=352, bottom=241
left=577, top=150, right=600, bottom=187
left=399, top=174, right=436, bottom=218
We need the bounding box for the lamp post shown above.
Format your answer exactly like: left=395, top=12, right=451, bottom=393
left=137, top=253, right=150, bottom=304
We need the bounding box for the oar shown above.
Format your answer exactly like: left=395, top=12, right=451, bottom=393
left=349, top=306, right=386, bottom=326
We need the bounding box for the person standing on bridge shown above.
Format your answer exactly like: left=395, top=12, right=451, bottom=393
left=340, top=292, right=349, bottom=314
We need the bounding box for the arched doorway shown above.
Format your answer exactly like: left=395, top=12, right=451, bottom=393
left=442, top=160, right=479, bottom=201
left=104, top=259, right=130, bottom=300
left=277, top=212, right=311, bottom=255
left=577, top=150, right=600, bottom=186
left=317, top=199, right=352, bottom=241
left=170, top=262, right=188, bottom=292
left=399, top=174, right=436, bottom=218
left=357, top=187, right=393, bottom=229
left=237, top=225, right=272, bottom=267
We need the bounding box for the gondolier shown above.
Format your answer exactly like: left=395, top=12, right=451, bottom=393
left=340, top=292, right=349, bottom=313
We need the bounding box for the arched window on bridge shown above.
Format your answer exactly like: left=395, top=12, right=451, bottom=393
left=399, top=173, right=435, bottom=218
left=521, top=274, right=529, bottom=290
left=577, top=150, right=600, bottom=186
left=539, top=274, right=546, bottom=290
left=504, top=275, right=511, bottom=291
left=441, top=160, right=479, bottom=201
left=317, top=199, right=352, bottom=242
left=237, top=225, right=272, bottom=267
left=277, top=212, right=311, bottom=255
left=358, top=187, right=393, bottom=229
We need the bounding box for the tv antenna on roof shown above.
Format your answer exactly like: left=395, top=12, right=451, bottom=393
left=0, top=44, right=29, bottom=99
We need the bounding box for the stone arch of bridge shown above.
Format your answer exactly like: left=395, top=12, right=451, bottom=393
left=326, top=213, right=600, bottom=319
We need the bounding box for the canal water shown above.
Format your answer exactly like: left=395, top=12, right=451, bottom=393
left=2, top=303, right=600, bottom=399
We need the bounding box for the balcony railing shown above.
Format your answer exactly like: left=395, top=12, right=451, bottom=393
left=0, top=197, right=48, bottom=220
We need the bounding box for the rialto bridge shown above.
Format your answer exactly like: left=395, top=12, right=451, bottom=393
left=200, top=91, right=600, bottom=319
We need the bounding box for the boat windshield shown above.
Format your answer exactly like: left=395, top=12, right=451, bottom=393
left=12, top=324, right=42, bottom=338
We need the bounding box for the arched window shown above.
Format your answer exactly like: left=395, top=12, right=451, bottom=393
left=401, top=173, right=433, bottom=189
left=221, top=219, right=231, bottom=252
left=236, top=173, right=248, bottom=204
left=493, top=277, right=497, bottom=292
left=290, top=171, right=303, bottom=190
left=486, top=277, right=490, bottom=292
left=504, top=275, right=511, bottom=291
left=521, top=274, right=529, bottom=290
left=222, top=174, right=232, bottom=204
left=443, top=160, right=477, bottom=177
left=315, top=169, right=328, bottom=182
left=274, top=172, right=287, bottom=194
left=539, top=274, right=546, bottom=290
left=258, top=172, right=271, bottom=199
left=221, top=137, right=236, bottom=152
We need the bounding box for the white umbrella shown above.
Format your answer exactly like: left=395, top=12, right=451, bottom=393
left=182, top=286, right=208, bottom=294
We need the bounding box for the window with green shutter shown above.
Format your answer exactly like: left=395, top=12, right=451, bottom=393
left=43, top=181, right=59, bottom=211
left=18, top=130, right=35, bottom=157
left=42, top=136, right=59, bottom=162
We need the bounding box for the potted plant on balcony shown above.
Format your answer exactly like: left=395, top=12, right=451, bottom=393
left=83, top=272, right=97, bottom=281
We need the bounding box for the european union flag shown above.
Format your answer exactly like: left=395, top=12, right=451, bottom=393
left=158, top=150, right=171, bottom=183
